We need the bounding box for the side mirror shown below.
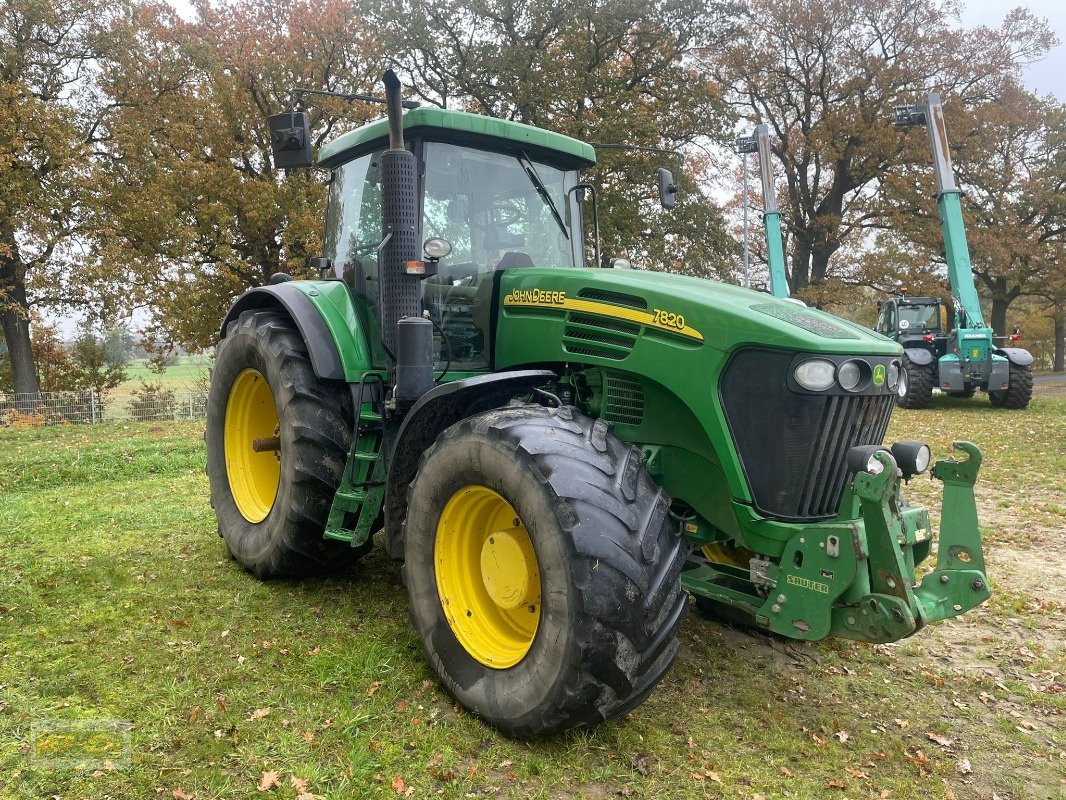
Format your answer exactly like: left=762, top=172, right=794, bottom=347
left=657, top=168, right=677, bottom=210
left=268, top=111, right=313, bottom=169
left=306, top=256, right=330, bottom=276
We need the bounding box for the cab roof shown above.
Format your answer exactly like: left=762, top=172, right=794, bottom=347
left=317, top=106, right=597, bottom=170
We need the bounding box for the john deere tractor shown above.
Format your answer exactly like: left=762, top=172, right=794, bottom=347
left=206, top=72, right=990, bottom=737
left=878, top=94, right=1033, bottom=410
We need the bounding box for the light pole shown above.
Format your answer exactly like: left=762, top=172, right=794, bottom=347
left=736, top=134, right=758, bottom=289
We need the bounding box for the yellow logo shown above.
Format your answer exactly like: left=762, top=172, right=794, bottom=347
left=502, top=286, right=704, bottom=342
left=873, top=364, right=886, bottom=386
left=786, top=574, right=830, bottom=594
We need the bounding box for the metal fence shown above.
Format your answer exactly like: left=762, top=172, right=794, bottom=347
left=0, top=390, right=208, bottom=428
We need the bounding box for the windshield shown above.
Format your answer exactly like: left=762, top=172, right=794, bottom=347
left=422, top=142, right=581, bottom=272
left=897, top=304, right=941, bottom=331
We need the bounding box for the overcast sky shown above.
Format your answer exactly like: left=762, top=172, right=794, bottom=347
left=958, top=0, right=1065, bottom=98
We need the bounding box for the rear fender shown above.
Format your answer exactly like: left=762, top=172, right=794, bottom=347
left=220, top=282, right=372, bottom=381
left=903, top=347, right=933, bottom=366
left=383, top=370, right=556, bottom=558
left=993, top=347, right=1033, bottom=367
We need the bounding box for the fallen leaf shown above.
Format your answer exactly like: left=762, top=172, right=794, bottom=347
left=395, top=700, right=409, bottom=713
left=368, top=681, right=382, bottom=696
left=247, top=707, right=271, bottom=721
left=213, top=729, right=223, bottom=739
left=214, top=694, right=227, bottom=711
left=290, top=776, right=309, bottom=793
left=779, top=766, right=794, bottom=777
left=927, top=732, right=954, bottom=747
left=631, top=754, right=650, bottom=776
left=833, top=730, right=849, bottom=744
left=845, top=768, right=870, bottom=779
left=300, top=731, right=314, bottom=743
left=391, top=775, right=406, bottom=794
left=296, top=794, right=317, bottom=800
left=825, top=779, right=847, bottom=789
left=173, top=790, right=194, bottom=800
left=811, top=733, right=827, bottom=746
left=894, top=718, right=910, bottom=729
left=957, top=758, right=972, bottom=775
left=705, top=770, right=722, bottom=783
left=258, top=771, right=280, bottom=791
left=188, top=706, right=201, bottom=723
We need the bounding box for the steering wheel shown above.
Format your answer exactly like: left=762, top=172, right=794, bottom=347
left=489, top=202, right=523, bottom=227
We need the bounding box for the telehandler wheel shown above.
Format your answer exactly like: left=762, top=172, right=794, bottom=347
left=989, top=362, right=1033, bottom=410
left=206, top=310, right=358, bottom=579
left=402, top=404, right=686, bottom=737
left=896, top=354, right=933, bottom=409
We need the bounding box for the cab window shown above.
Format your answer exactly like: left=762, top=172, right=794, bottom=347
left=323, top=151, right=384, bottom=313
left=421, top=142, right=580, bottom=370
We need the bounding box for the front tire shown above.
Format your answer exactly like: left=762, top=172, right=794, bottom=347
left=896, top=354, right=933, bottom=409
left=206, top=310, right=358, bottom=578
left=989, top=362, right=1033, bottom=409
left=402, top=404, right=687, bottom=737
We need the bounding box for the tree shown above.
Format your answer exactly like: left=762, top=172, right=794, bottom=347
left=0, top=0, right=116, bottom=397
left=69, top=330, right=126, bottom=396
left=381, top=0, right=740, bottom=276
left=0, top=315, right=72, bottom=392
left=96, top=0, right=387, bottom=354
left=710, top=0, right=1056, bottom=300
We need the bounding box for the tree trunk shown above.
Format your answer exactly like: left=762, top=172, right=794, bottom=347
left=1, top=284, right=40, bottom=404
left=791, top=237, right=811, bottom=293
left=989, top=295, right=1008, bottom=336
left=1054, top=304, right=1065, bottom=374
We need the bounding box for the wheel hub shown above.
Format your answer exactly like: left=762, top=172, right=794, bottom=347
left=435, top=486, right=541, bottom=669
left=480, top=528, right=536, bottom=610
left=224, top=369, right=281, bottom=523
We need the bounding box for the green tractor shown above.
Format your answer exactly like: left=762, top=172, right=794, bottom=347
left=207, top=72, right=990, bottom=736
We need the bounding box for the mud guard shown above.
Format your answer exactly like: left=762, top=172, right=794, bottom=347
left=993, top=347, right=1033, bottom=367
left=903, top=347, right=934, bottom=366
left=383, top=369, right=556, bottom=558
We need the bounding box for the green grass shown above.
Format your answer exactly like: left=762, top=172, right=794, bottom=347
left=118, top=357, right=213, bottom=392
left=0, top=398, right=1063, bottom=800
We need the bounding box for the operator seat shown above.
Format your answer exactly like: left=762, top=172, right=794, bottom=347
left=495, top=251, right=535, bottom=270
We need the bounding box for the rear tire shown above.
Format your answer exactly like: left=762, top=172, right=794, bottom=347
left=989, top=362, right=1033, bottom=409
left=896, top=355, right=933, bottom=409
left=206, top=310, right=359, bottom=578
left=402, top=404, right=686, bottom=737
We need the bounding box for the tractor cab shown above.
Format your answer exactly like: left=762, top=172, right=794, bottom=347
left=317, top=108, right=595, bottom=371
left=875, top=296, right=949, bottom=358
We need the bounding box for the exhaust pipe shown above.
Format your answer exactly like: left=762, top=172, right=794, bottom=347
left=378, top=70, right=425, bottom=383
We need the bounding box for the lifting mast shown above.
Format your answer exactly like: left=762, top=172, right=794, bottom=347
left=738, top=124, right=789, bottom=298
left=893, top=93, right=988, bottom=334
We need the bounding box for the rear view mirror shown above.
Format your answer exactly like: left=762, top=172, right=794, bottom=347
left=657, top=168, right=677, bottom=209
left=268, top=111, right=313, bottom=169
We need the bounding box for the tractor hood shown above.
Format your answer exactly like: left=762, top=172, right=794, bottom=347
left=496, top=267, right=901, bottom=357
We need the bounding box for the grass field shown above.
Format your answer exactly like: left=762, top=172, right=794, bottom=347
left=118, top=357, right=213, bottom=392
left=0, top=395, right=1063, bottom=799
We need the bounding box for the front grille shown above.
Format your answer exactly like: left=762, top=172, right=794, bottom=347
left=720, top=349, right=895, bottom=520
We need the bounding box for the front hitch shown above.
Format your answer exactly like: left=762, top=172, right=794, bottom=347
left=912, top=441, right=990, bottom=623
left=828, top=441, right=989, bottom=642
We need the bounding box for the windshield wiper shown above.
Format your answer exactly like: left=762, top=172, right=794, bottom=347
left=517, top=151, right=569, bottom=240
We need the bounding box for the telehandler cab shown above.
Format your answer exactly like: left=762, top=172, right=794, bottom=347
left=207, top=72, right=991, bottom=736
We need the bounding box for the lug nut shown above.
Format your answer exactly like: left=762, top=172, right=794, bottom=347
left=970, top=579, right=985, bottom=592
left=940, top=574, right=950, bottom=584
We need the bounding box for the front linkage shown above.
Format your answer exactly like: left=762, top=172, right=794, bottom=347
left=686, top=442, right=989, bottom=644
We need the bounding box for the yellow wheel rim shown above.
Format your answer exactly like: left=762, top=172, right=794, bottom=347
left=224, top=369, right=281, bottom=523
left=435, top=486, right=541, bottom=668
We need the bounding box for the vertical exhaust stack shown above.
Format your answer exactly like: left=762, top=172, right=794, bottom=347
left=379, top=70, right=434, bottom=408
left=380, top=70, right=424, bottom=362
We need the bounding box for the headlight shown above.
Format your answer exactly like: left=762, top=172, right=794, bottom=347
left=887, top=360, right=900, bottom=391
left=890, top=440, right=931, bottom=479
left=423, top=237, right=453, bottom=259
left=837, top=360, right=862, bottom=391
left=794, top=359, right=836, bottom=391
left=847, top=445, right=893, bottom=476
